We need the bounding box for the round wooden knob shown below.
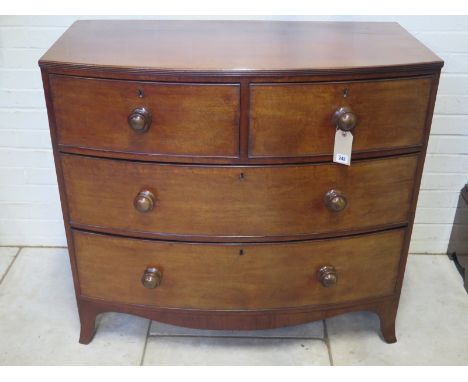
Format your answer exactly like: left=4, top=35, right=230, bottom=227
left=128, top=107, right=152, bottom=133
left=142, top=267, right=162, bottom=289
left=134, top=190, right=155, bottom=213
left=332, top=106, right=357, bottom=132
left=318, top=266, right=337, bottom=288
left=324, top=189, right=347, bottom=212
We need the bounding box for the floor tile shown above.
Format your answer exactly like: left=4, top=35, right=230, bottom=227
left=326, top=255, right=468, bottom=365
left=0, top=248, right=149, bottom=365
left=143, top=336, right=330, bottom=366
left=0, top=247, right=19, bottom=280
left=150, top=320, right=324, bottom=339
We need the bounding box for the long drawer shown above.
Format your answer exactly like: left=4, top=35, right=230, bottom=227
left=62, top=154, right=418, bottom=240
left=74, top=229, right=404, bottom=309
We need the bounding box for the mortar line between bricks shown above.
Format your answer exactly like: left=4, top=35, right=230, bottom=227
left=0, top=245, right=67, bottom=249
left=0, top=246, right=22, bottom=286
left=139, top=320, right=152, bottom=366
left=323, top=320, right=334, bottom=366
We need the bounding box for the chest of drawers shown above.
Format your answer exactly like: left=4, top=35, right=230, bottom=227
left=39, top=20, right=443, bottom=344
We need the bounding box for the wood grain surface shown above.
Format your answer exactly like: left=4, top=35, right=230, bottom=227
left=61, top=154, right=418, bottom=240
left=250, top=77, right=432, bottom=157
left=39, top=20, right=443, bottom=75
left=74, top=228, right=404, bottom=309
left=50, top=75, right=240, bottom=158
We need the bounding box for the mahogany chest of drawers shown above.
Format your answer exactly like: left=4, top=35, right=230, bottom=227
left=39, top=20, right=443, bottom=344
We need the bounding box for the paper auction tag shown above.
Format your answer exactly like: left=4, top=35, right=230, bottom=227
left=333, top=130, right=353, bottom=166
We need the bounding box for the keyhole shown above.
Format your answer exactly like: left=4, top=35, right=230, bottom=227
left=343, top=88, right=349, bottom=98
left=239, top=249, right=244, bottom=256
left=138, top=89, right=144, bottom=98
left=239, top=172, right=245, bottom=181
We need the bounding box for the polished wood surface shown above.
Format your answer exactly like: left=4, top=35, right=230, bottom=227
left=39, top=20, right=443, bottom=344
left=39, top=21, right=442, bottom=75
left=61, top=154, right=418, bottom=240
left=74, top=229, right=404, bottom=309
left=50, top=75, right=240, bottom=158
left=250, top=77, right=432, bottom=157
left=58, top=136, right=424, bottom=165
left=77, top=295, right=399, bottom=344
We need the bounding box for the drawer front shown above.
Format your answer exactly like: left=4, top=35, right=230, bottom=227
left=62, top=154, right=417, bottom=239
left=50, top=75, right=240, bottom=158
left=250, top=77, right=432, bottom=158
left=74, top=229, right=404, bottom=309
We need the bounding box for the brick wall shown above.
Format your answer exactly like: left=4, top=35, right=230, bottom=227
left=0, top=16, right=467, bottom=252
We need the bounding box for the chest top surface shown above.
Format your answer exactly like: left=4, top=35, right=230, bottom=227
left=39, top=20, right=442, bottom=75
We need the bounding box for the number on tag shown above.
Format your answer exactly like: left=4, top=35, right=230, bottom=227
left=335, top=153, right=349, bottom=164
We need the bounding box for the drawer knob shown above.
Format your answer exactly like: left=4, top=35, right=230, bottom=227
left=142, top=267, right=162, bottom=289
left=332, top=106, right=357, bottom=132
left=134, top=190, right=155, bottom=213
left=318, top=266, right=337, bottom=288
left=128, top=107, right=152, bottom=133
left=324, top=189, right=347, bottom=212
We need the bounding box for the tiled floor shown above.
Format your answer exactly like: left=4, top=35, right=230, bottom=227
left=0, top=247, right=467, bottom=365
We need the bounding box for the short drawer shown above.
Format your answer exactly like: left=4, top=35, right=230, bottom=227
left=62, top=154, right=418, bottom=240
left=249, top=77, right=432, bottom=158
left=74, top=229, right=404, bottom=309
left=50, top=75, right=240, bottom=158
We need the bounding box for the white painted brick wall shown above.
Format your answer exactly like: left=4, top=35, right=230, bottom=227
left=0, top=16, right=467, bottom=252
